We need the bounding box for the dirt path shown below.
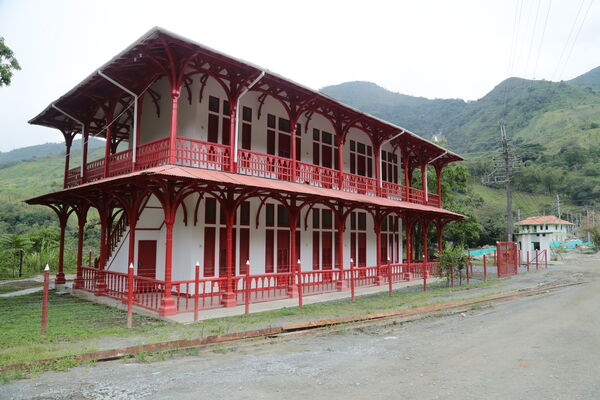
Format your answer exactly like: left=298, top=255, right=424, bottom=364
left=3, top=253, right=600, bottom=399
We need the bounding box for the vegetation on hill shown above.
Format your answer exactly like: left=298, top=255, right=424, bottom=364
left=322, top=66, right=600, bottom=216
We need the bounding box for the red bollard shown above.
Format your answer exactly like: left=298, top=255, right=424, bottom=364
left=387, top=258, right=393, bottom=297
left=244, top=260, right=251, bottom=315
left=194, top=262, right=200, bottom=322
left=127, top=263, right=134, bottom=328
left=483, top=255, right=487, bottom=281
left=297, top=259, right=303, bottom=308
left=41, top=264, right=50, bottom=336
left=350, top=258, right=356, bottom=302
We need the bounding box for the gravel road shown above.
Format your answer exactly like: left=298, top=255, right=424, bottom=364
left=3, top=253, right=599, bottom=400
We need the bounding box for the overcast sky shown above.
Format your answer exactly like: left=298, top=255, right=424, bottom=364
left=0, top=0, right=598, bottom=152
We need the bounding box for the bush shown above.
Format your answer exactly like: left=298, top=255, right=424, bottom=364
left=435, top=243, right=468, bottom=286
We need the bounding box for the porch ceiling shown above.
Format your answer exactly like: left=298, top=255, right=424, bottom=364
left=26, top=165, right=465, bottom=221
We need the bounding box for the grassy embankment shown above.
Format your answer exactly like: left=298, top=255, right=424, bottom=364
left=0, top=278, right=503, bottom=376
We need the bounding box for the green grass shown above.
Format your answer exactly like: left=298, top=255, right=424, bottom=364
left=0, top=278, right=505, bottom=372
left=471, top=182, right=555, bottom=218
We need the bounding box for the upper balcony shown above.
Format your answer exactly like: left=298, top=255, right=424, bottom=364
left=30, top=27, right=462, bottom=210
left=64, top=136, right=442, bottom=207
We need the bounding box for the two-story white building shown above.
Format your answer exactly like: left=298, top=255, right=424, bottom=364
left=515, top=216, right=573, bottom=262
left=27, top=27, right=464, bottom=316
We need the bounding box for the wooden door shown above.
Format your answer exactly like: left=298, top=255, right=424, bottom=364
left=277, top=230, right=290, bottom=273
left=137, top=240, right=157, bottom=279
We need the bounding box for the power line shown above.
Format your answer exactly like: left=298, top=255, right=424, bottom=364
left=552, top=0, right=587, bottom=80
left=532, top=0, right=553, bottom=79
left=558, top=0, right=594, bottom=79
left=482, top=123, right=522, bottom=241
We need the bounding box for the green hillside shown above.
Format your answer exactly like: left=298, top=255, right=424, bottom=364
left=0, top=138, right=103, bottom=164
left=0, top=146, right=103, bottom=234
left=322, top=66, right=600, bottom=209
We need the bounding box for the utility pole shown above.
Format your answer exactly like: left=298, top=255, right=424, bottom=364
left=556, top=194, right=561, bottom=219
left=517, top=209, right=521, bottom=222
left=482, top=123, right=521, bottom=242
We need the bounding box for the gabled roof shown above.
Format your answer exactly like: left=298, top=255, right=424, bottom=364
left=515, top=216, right=573, bottom=226
left=29, top=26, right=462, bottom=167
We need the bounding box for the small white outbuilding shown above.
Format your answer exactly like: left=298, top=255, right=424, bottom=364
left=514, top=216, right=573, bottom=262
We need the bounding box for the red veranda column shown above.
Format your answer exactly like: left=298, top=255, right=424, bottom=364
left=336, top=214, right=347, bottom=291
left=222, top=208, right=237, bottom=307
left=159, top=213, right=177, bottom=316
left=168, top=88, right=180, bottom=165
left=374, top=217, right=384, bottom=285
left=73, top=212, right=87, bottom=290
left=288, top=210, right=299, bottom=297
left=95, top=211, right=108, bottom=295
left=228, top=98, right=238, bottom=173
left=55, top=213, right=68, bottom=288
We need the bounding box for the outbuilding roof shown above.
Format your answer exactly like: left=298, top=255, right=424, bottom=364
left=515, top=216, right=573, bottom=226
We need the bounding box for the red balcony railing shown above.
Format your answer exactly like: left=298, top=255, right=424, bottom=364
left=65, top=136, right=441, bottom=208
left=341, top=173, right=378, bottom=196
left=86, top=158, right=105, bottom=182
left=295, top=161, right=340, bottom=189
left=108, top=149, right=133, bottom=177
left=381, top=181, right=405, bottom=201
left=136, top=137, right=170, bottom=169
left=237, top=149, right=293, bottom=181
left=176, top=137, right=230, bottom=171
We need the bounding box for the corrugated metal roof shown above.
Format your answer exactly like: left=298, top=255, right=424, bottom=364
left=26, top=165, right=465, bottom=219
left=515, top=216, right=573, bottom=225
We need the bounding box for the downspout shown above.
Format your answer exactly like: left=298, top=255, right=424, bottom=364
left=233, top=71, right=266, bottom=164
left=51, top=104, right=85, bottom=176
left=379, top=130, right=405, bottom=188
left=97, top=70, right=139, bottom=164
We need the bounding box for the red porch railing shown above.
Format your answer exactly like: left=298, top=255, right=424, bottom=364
left=136, top=137, right=170, bottom=169
left=65, top=167, right=81, bottom=188
left=237, top=149, right=293, bottom=181
left=176, top=137, right=230, bottom=171
left=68, top=138, right=443, bottom=208
left=295, top=161, right=341, bottom=190
left=75, top=261, right=448, bottom=315
left=86, top=158, right=105, bottom=182
left=380, top=181, right=405, bottom=201
left=80, top=267, right=97, bottom=292
left=108, top=149, right=133, bottom=177
left=341, top=173, right=378, bottom=196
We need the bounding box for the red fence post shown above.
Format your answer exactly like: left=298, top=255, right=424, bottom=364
left=483, top=254, right=487, bottom=281
left=194, top=262, right=200, bottom=322
left=297, top=259, right=303, bottom=308
left=526, top=250, right=530, bottom=272
left=350, top=258, right=356, bottom=302
left=535, top=250, right=539, bottom=270
left=387, top=258, right=393, bottom=297
left=244, top=260, right=251, bottom=315
left=41, top=265, right=50, bottom=337
left=545, top=250, right=548, bottom=268
left=127, top=263, right=134, bottom=329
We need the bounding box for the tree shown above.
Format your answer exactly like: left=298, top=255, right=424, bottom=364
left=435, top=243, right=467, bottom=286
left=0, top=37, right=21, bottom=87
left=0, top=234, right=33, bottom=277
